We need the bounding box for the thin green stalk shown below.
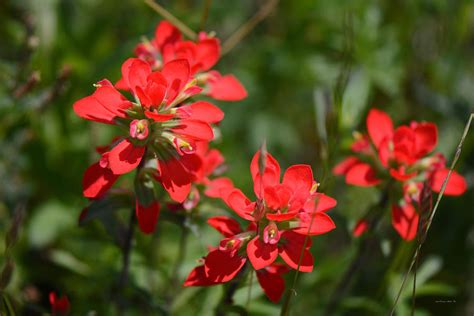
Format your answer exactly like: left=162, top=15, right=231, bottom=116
left=390, top=113, right=473, bottom=315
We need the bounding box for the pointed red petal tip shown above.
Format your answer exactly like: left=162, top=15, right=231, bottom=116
left=414, top=122, right=437, bottom=157
left=224, top=189, right=255, bottom=220
left=108, top=139, right=145, bottom=175
left=180, top=101, right=224, bottom=124
left=392, top=203, right=418, bottom=241
left=208, top=74, right=247, bottom=101
left=279, top=231, right=313, bottom=272
left=256, top=267, right=286, bottom=303
left=194, top=38, right=221, bottom=72
left=293, top=211, right=336, bottom=235
left=204, top=177, right=234, bottom=198
left=171, top=119, right=214, bottom=141
left=345, top=163, right=381, bottom=186
left=353, top=219, right=369, bottom=237
left=155, top=20, right=182, bottom=50
left=333, top=157, right=360, bottom=175
left=161, top=59, right=190, bottom=104
left=157, top=158, right=192, bottom=203
left=247, top=236, right=278, bottom=270
left=430, top=168, right=467, bottom=196
left=82, top=162, right=119, bottom=199
left=207, top=216, right=242, bottom=237
left=184, top=265, right=216, bottom=287
left=73, top=86, right=131, bottom=124
left=135, top=200, right=160, bottom=234
left=366, top=108, right=394, bottom=148
left=250, top=150, right=281, bottom=198
left=204, top=249, right=246, bottom=283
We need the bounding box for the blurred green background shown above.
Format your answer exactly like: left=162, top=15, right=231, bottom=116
left=1, top=0, right=473, bottom=315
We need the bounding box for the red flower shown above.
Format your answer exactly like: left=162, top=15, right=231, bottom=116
left=49, top=292, right=70, bottom=316
left=133, top=21, right=247, bottom=101
left=184, top=216, right=290, bottom=302
left=334, top=108, right=467, bottom=240
left=184, top=150, right=336, bottom=300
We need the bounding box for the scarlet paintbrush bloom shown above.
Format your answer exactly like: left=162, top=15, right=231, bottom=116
left=74, top=57, right=228, bottom=234
left=49, top=292, right=70, bottom=316
left=184, top=150, right=336, bottom=301
left=133, top=20, right=247, bottom=101
left=333, top=109, right=467, bottom=240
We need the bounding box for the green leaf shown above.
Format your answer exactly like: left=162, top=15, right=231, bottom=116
left=28, top=201, right=75, bottom=247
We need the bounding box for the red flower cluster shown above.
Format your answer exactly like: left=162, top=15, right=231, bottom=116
left=184, top=150, right=336, bottom=302
left=49, top=292, right=70, bottom=316
left=334, top=109, right=467, bottom=240
left=134, top=21, right=247, bottom=101
left=74, top=21, right=247, bottom=234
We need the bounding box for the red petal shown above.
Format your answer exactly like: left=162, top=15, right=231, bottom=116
left=172, top=119, right=214, bottom=141
left=121, top=58, right=151, bottom=96
left=108, top=139, right=145, bottom=175
left=311, top=193, right=338, bottom=213
left=223, top=189, right=255, bottom=220
left=82, top=162, right=119, bottom=198
left=333, top=157, right=360, bottom=175
left=184, top=265, right=216, bottom=286
left=367, top=109, right=394, bottom=148
left=430, top=168, right=467, bottom=196
left=202, top=148, right=225, bottom=176
left=264, top=185, right=292, bottom=210
left=180, top=101, right=224, bottom=123
left=208, top=74, right=247, bottom=101
left=73, top=86, right=131, bottom=124
left=250, top=150, right=281, bottom=198
left=135, top=199, right=160, bottom=234
left=293, top=212, right=336, bottom=235
left=353, top=219, right=368, bottom=237
left=282, top=165, right=313, bottom=211
left=247, top=236, right=278, bottom=270
left=256, top=269, right=286, bottom=303
left=145, top=110, right=175, bottom=122
left=155, top=21, right=182, bottom=50
left=345, top=163, right=381, bottom=186
left=279, top=231, right=313, bottom=272
left=157, top=158, right=192, bottom=203
left=207, top=216, right=242, bottom=237
left=390, top=167, right=417, bottom=181
left=143, top=71, right=167, bottom=106
left=194, top=38, right=220, bottom=72
left=392, top=203, right=418, bottom=241
left=161, top=59, right=190, bottom=104
left=266, top=212, right=298, bottom=221
left=414, top=122, right=437, bottom=157
left=204, top=177, right=234, bottom=198
left=204, top=249, right=246, bottom=283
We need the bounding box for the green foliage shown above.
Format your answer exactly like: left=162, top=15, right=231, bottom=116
left=0, top=0, right=473, bottom=315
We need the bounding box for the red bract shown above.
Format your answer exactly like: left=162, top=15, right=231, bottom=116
left=74, top=50, right=237, bottom=233
left=184, top=216, right=290, bottom=302
left=49, top=292, right=70, bottom=316
left=333, top=108, right=467, bottom=240
left=133, top=21, right=247, bottom=101
left=184, top=151, right=336, bottom=301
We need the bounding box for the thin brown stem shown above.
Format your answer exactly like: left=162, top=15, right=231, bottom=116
left=144, top=0, right=197, bottom=40
left=221, top=0, right=279, bottom=56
